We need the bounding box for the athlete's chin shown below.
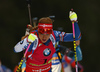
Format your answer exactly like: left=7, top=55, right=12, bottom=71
left=42, top=41, right=47, bottom=43
left=41, top=40, right=47, bottom=43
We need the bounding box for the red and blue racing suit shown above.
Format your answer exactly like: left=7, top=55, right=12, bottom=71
left=14, top=22, right=81, bottom=72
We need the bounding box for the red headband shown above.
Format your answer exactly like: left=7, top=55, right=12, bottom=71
left=38, top=23, right=53, bottom=29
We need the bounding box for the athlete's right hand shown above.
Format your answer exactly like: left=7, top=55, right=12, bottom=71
left=28, top=33, right=38, bottom=43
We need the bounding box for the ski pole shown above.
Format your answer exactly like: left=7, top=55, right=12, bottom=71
left=70, top=8, right=78, bottom=72
left=16, top=42, right=31, bottom=72
left=26, top=0, right=32, bottom=26
left=72, top=21, right=78, bottom=72
left=32, top=17, right=38, bottom=27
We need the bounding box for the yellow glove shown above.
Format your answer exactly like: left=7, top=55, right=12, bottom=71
left=69, top=11, right=77, bottom=21
left=28, top=33, right=37, bottom=43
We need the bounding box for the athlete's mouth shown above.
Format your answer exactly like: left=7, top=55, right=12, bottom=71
left=42, top=39, right=46, bottom=41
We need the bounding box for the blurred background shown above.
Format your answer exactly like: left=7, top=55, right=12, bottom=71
left=0, top=0, right=99, bottom=72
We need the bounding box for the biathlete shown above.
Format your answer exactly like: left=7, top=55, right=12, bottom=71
left=61, top=45, right=83, bottom=72
left=0, top=59, right=12, bottom=72
left=51, top=42, right=83, bottom=72
left=14, top=10, right=81, bottom=72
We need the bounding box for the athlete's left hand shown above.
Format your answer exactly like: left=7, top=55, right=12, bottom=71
left=69, top=10, right=77, bottom=22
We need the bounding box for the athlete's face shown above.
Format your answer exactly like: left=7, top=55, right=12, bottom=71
left=38, top=33, right=51, bottom=43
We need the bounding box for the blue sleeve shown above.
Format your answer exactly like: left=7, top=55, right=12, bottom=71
left=21, top=61, right=26, bottom=69
left=1, top=65, right=12, bottom=72
left=71, top=45, right=82, bottom=61
left=1, top=65, right=7, bottom=71
left=54, top=22, right=81, bottom=42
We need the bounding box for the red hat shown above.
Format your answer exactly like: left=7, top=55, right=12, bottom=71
left=38, top=23, right=53, bottom=34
